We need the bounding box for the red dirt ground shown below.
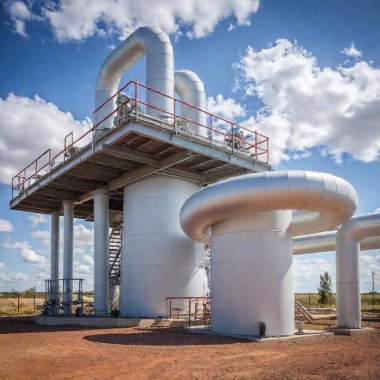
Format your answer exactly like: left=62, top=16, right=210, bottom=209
left=0, top=316, right=379, bottom=380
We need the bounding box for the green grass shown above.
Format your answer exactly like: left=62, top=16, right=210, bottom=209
left=295, top=293, right=380, bottom=311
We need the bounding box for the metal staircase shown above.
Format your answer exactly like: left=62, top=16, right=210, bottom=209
left=109, top=223, right=122, bottom=285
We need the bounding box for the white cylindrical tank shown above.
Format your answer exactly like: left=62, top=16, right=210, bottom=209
left=211, top=210, right=294, bottom=336
left=120, top=175, right=207, bottom=317
left=180, top=171, right=357, bottom=336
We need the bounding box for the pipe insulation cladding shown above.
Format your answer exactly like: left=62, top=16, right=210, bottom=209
left=174, top=70, right=207, bottom=137
left=120, top=175, right=208, bottom=318
left=293, top=229, right=380, bottom=255
left=336, top=212, right=380, bottom=329
left=95, top=27, right=174, bottom=127
left=180, top=171, right=357, bottom=336
left=293, top=218, right=380, bottom=330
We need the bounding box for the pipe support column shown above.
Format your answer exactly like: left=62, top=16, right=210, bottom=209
left=94, top=190, right=110, bottom=317
left=50, top=213, right=60, bottom=315
left=63, top=201, right=74, bottom=315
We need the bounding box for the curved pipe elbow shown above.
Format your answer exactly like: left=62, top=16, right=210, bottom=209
left=95, top=26, right=174, bottom=127
left=337, top=212, right=380, bottom=243
left=180, top=170, right=357, bottom=243
left=174, top=70, right=207, bottom=136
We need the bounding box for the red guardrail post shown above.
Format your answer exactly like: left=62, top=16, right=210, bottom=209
left=134, top=81, right=138, bottom=121
left=255, top=133, right=258, bottom=160
left=210, top=116, right=213, bottom=144
left=231, top=123, right=234, bottom=156
left=173, top=98, right=176, bottom=126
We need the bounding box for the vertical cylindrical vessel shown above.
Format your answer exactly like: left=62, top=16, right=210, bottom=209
left=63, top=201, right=74, bottom=315
left=210, top=210, right=294, bottom=336
left=93, top=190, right=110, bottom=317
left=50, top=213, right=60, bottom=315
left=120, top=175, right=207, bottom=317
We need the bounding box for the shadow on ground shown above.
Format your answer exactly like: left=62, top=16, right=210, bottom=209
left=83, top=328, right=249, bottom=346
left=0, top=316, right=97, bottom=335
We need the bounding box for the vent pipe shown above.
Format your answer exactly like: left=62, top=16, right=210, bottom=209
left=95, top=26, right=174, bottom=128
left=174, top=70, right=207, bottom=136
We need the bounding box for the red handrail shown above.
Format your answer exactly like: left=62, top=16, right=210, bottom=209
left=11, top=80, right=270, bottom=198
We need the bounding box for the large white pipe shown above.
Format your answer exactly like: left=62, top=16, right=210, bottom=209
left=50, top=213, right=60, bottom=315
left=293, top=229, right=380, bottom=255
left=174, top=70, right=207, bottom=137
left=63, top=201, right=74, bottom=315
left=180, top=170, right=357, bottom=336
left=93, top=190, right=109, bottom=317
left=95, top=26, right=174, bottom=128
left=336, top=212, right=380, bottom=328
left=181, top=171, right=357, bottom=244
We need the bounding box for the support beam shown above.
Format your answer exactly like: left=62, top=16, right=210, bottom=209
left=50, top=213, right=60, bottom=315
left=63, top=201, right=74, bottom=315
left=102, top=144, right=159, bottom=166
left=93, top=190, right=110, bottom=317
left=88, top=155, right=136, bottom=171
left=109, top=150, right=193, bottom=190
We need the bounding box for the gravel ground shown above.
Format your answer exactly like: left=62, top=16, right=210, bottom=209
left=0, top=316, right=379, bottom=380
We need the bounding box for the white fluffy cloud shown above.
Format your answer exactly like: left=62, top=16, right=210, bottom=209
left=294, top=251, right=380, bottom=293
left=207, top=95, right=246, bottom=121
left=3, top=240, right=47, bottom=264
left=5, top=0, right=260, bottom=41
left=0, top=93, right=91, bottom=185
left=234, top=39, right=380, bottom=165
left=5, top=0, right=39, bottom=37
left=341, top=42, right=362, bottom=58
left=0, top=219, right=14, bottom=233
left=28, top=214, right=49, bottom=227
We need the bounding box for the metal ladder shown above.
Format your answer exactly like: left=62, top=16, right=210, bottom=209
left=109, top=222, right=122, bottom=285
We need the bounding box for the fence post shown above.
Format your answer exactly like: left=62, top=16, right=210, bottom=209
left=330, top=292, right=332, bottom=308
left=33, top=287, right=36, bottom=314
left=308, top=293, right=311, bottom=308
left=17, top=293, right=20, bottom=315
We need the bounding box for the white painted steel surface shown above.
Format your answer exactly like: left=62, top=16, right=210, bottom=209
left=50, top=213, right=60, bottom=315
left=180, top=170, right=357, bottom=336
left=336, top=212, right=380, bottom=328
left=181, top=171, right=357, bottom=244
left=95, top=27, right=174, bottom=127
left=93, top=190, right=110, bottom=316
left=63, top=201, right=74, bottom=315
left=120, top=175, right=207, bottom=318
left=293, top=230, right=380, bottom=255
left=211, top=210, right=294, bottom=336
left=174, top=70, right=207, bottom=137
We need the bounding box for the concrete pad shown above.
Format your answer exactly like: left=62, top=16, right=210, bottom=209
left=329, top=327, right=374, bottom=336
left=189, top=327, right=332, bottom=342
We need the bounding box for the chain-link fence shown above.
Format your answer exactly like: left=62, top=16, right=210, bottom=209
left=295, top=292, right=380, bottom=311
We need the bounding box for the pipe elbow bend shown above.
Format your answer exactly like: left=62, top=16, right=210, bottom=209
left=180, top=170, right=358, bottom=243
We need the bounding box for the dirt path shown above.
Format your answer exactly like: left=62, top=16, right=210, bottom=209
left=0, top=317, right=379, bottom=380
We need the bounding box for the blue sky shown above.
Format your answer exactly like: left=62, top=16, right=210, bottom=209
left=0, top=0, right=379, bottom=292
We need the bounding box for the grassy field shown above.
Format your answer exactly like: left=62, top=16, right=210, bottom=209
left=0, top=293, right=94, bottom=316
left=1, top=293, right=379, bottom=315
left=295, top=292, right=380, bottom=311
left=0, top=297, right=45, bottom=316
